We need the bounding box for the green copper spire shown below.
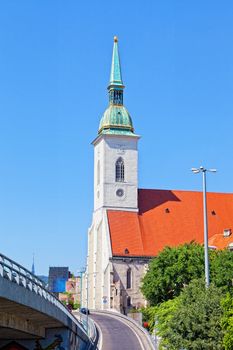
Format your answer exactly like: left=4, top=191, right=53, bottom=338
left=98, top=36, right=135, bottom=136
left=108, top=36, right=124, bottom=106
left=109, top=36, right=123, bottom=87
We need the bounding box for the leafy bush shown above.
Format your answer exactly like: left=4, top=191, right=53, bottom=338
left=73, top=302, right=81, bottom=310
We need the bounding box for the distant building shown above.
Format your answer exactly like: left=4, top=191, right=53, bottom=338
left=48, top=267, right=69, bottom=294
left=59, top=276, right=81, bottom=307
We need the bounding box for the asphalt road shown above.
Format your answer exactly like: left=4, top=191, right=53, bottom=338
left=91, top=313, right=144, bottom=350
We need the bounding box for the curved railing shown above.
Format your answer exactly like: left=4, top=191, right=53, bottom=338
left=75, top=312, right=98, bottom=346
left=0, top=252, right=98, bottom=345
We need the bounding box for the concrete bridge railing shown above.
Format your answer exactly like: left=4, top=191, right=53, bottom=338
left=0, top=252, right=98, bottom=349
left=0, top=253, right=76, bottom=323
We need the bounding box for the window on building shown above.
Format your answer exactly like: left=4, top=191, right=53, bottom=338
left=115, top=157, right=124, bottom=182
left=97, top=160, right=100, bottom=185
left=126, top=268, right=132, bottom=289
left=127, top=296, right=131, bottom=307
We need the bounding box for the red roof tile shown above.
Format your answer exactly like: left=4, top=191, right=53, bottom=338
left=209, top=232, right=233, bottom=249
left=108, top=189, right=233, bottom=257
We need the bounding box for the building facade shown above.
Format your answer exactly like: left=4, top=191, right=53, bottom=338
left=84, top=37, right=233, bottom=314
left=48, top=266, right=69, bottom=295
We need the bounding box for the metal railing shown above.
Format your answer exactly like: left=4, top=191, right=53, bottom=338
left=0, top=253, right=83, bottom=330
left=73, top=311, right=98, bottom=346
left=0, top=252, right=98, bottom=347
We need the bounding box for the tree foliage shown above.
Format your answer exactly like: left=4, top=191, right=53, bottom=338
left=141, top=242, right=233, bottom=305
left=141, top=242, right=205, bottom=305
left=210, top=249, right=233, bottom=292
left=141, top=298, right=180, bottom=334
left=221, top=293, right=233, bottom=350
left=156, top=280, right=224, bottom=350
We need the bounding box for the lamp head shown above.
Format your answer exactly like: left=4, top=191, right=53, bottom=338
left=208, top=169, right=217, bottom=173
left=191, top=166, right=217, bottom=174
left=191, top=168, right=200, bottom=174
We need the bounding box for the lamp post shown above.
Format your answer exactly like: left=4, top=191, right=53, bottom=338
left=191, top=166, right=217, bottom=287
left=77, top=268, right=85, bottom=308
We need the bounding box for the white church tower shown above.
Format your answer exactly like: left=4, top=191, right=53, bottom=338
left=84, top=37, right=140, bottom=311
left=92, top=36, right=139, bottom=212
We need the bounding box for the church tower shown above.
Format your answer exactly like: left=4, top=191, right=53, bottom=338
left=85, top=37, right=140, bottom=311
left=92, top=36, right=139, bottom=212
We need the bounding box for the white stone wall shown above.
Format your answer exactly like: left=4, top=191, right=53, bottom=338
left=93, top=138, right=105, bottom=211
left=93, top=134, right=139, bottom=212
left=85, top=223, right=95, bottom=309
left=85, top=209, right=113, bottom=310
left=111, top=259, right=149, bottom=313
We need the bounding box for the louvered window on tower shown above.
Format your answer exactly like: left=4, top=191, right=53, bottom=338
left=115, top=157, right=124, bottom=182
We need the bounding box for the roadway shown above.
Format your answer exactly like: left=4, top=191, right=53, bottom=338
left=90, top=313, right=145, bottom=350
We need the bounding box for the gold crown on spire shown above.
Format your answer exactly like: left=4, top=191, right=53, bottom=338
left=114, top=36, right=118, bottom=43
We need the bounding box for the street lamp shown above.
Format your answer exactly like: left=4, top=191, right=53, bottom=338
left=77, top=268, right=85, bottom=308
left=191, top=166, right=217, bottom=287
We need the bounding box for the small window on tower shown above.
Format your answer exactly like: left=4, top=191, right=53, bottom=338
left=115, top=157, right=124, bottom=182
left=97, top=160, right=100, bottom=185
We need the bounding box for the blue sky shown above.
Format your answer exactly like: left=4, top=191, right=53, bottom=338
left=0, top=1, right=233, bottom=275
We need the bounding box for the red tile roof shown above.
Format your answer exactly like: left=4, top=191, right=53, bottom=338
left=108, top=189, right=233, bottom=257
left=209, top=232, right=233, bottom=250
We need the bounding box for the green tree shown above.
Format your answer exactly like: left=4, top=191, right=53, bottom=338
left=158, top=280, right=224, bottom=350
left=141, top=242, right=205, bottom=305
left=221, top=293, right=233, bottom=350
left=210, top=249, right=233, bottom=292
left=141, top=299, right=180, bottom=334
left=141, top=242, right=233, bottom=305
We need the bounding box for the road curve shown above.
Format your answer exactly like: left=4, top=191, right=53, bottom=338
left=91, top=313, right=144, bottom=350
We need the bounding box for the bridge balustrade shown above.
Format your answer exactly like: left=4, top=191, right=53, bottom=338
left=0, top=253, right=98, bottom=349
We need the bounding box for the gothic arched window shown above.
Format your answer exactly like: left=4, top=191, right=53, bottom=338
left=115, top=157, right=124, bottom=182
left=126, top=268, right=132, bottom=289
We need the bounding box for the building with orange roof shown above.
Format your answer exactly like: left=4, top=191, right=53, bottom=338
left=83, top=37, right=233, bottom=314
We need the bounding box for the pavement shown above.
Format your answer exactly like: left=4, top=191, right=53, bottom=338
left=91, top=313, right=144, bottom=350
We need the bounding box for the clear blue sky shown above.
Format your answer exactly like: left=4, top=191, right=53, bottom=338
left=0, top=1, right=233, bottom=275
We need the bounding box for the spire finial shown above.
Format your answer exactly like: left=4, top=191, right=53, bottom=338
left=114, top=36, right=118, bottom=43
